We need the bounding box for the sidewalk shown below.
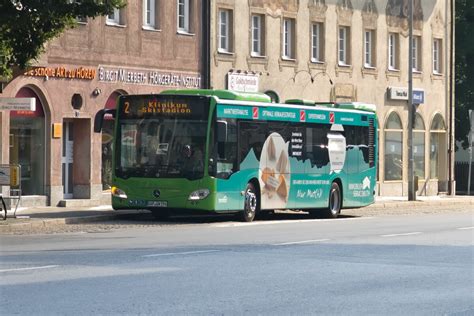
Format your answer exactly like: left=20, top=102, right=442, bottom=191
left=1, top=195, right=473, bottom=233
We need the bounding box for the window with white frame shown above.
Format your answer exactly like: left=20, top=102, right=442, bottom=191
left=364, top=29, right=375, bottom=68
left=311, top=22, right=324, bottom=62
left=218, top=9, right=233, bottom=53
left=433, top=38, right=442, bottom=74
left=177, top=0, right=190, bottom=33
left=251, top=14, right=265, bottom=56
left=143, top=0, right=156, bottom=29
left=338, top=26, right=350, bottom=65
left=282, top=18, right=296, bottom=59
left=412, top=35, right=422, bottom=72
left=388, top=32, right=399, bottom=70
left=106, top=8, right=121, bottom=25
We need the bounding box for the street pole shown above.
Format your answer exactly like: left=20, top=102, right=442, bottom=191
left=468, top=110, right=473, bottom=195
left=408, top=0, right=416, bottom=201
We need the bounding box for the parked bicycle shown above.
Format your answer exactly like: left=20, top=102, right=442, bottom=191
left=1, top=194, right=6, bottom=220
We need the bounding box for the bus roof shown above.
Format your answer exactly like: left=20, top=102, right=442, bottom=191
left=160, top=89, right=272, bottom=103
left=159, top=89, right=376, bottom=114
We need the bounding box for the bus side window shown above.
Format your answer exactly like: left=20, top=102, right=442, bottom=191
left=305, top=125, right=329, bottom=170
left=215, top=119, right=238, bottom=179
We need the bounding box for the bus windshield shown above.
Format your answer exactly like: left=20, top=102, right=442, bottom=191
left=115, top=95, right=209, bottom=180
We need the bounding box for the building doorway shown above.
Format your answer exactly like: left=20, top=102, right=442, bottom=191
left=62, top=121, right=74, bottom=198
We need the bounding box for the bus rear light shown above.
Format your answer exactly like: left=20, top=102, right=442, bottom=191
left=188, top=189, right=210, bottom=201
left=111, top=186, right=128, bottom=199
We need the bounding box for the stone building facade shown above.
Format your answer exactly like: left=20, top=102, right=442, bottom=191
left=0, top=0, right=204, bottom=206
left=209, top=0, right=454, bottom=196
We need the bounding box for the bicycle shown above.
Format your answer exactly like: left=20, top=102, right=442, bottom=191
left=0, top=194, right=6, bottom=220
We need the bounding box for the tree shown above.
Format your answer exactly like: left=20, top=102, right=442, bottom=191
left=0, top=0, right=126, bottom=79
left=455, top=0, right=474, bottom=149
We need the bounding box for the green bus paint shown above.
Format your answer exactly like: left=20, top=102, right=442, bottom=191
left=106, top=89, right=378, bottom=219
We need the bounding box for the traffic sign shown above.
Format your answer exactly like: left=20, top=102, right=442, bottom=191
left=0, top=97, right=36, bottom=111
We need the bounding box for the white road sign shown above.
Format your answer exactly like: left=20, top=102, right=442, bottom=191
left=0, top=97, right=36, bottom=111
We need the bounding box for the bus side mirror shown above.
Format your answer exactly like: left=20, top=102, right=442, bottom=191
left=217, top=120, right=228, bottom=142
left=94, top=109, right=116, bottom=133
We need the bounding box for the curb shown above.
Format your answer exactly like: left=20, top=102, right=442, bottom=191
left=1, top=199, right=473, bottom=233
left=0, top=213, right=122, bottom=233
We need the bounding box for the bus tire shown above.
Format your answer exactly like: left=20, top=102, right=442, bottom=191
left=240, top=182, right=258, bottom=222
left=323, top=182, right=342, bottom=218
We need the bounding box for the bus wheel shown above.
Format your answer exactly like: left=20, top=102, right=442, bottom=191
left=240, top=182, right=258, bottom=222
left=323, top=182, right=342, bottom=218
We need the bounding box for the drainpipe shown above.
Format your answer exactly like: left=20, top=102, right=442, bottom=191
left=447, top=0, right=455, bottom=195
left=201, top=0, right=211, bottom=89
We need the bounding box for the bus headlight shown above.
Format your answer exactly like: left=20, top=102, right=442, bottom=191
left=188, top=189, right=210, bottom=201
left=111, top=186, right=128, bottom=199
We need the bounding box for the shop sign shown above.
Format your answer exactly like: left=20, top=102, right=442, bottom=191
left=227, top=73, right=259, bottom=93
left=0, top=97, right=36, bottom=111
left=24, top=66, right=96, bottom=80
left=388, top=87, right=424, bottom=104
left=97, top=66, right=201, bottom=88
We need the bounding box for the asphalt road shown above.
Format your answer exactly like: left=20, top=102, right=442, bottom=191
left=1, top=211, right=473, bottom=315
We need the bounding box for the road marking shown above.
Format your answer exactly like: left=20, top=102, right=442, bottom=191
left=213, top=217, right=374, bottom=228
left=272, top=239, right=330, bottom=246
left=457, top=226, right=474, bottom=230
left=381, top=232, right=422, bottom=237
left=0, top=265, right=59, bottom=273
left=142, top=250, right=221, bottom=258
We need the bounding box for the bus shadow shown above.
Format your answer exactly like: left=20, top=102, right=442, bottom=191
left=112, top=211, right=361, bottom=225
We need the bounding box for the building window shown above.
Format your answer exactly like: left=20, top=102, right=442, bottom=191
left=384, top=112, right=403, bottom=181
left=251, top=14, right=265, bottom=56
left=143, top=0, right=156, bottom=29
left=311, top=22, right=324, bottom=62
left=364, top=29, right=375, bottom=68
left=413, top=113, right=425, bottom=179
left=412, top=35, right=422, bottom=72
left=106, top=8, right=121, bottom=25
left=430, top=114, right=446, bottom=179
left=177, top=0, right=190, bottom=33
left=433, top=38, right=442, bottom=74
left=218, top=9, right=233, bottom=53
left=282, top=18, right=296, bottom=59
left=388, top=33, right=399, bottom=70
left=338, top=26, right=350, bottom=65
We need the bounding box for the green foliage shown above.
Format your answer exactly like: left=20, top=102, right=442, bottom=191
left=0, top=0, right=126, bottom=79
left=456, top=0, right=474, bottom=148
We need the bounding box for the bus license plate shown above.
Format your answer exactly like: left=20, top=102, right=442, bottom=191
left=147, top=201, right=168, bottom=207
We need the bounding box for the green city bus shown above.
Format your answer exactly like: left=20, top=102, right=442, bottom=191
left=94, top=89, right=377, bottom=222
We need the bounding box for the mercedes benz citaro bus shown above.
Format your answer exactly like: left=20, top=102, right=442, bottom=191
left=94, top=89, right=377, bottom=222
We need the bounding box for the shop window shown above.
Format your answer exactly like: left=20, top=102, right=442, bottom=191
left=384, top=112, right=402, bottom=181
left=10, top=88, right=46, bottom=195
left=430, top=114, right=446, bottom=179
left=413, top=113, right=425, bottom=179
